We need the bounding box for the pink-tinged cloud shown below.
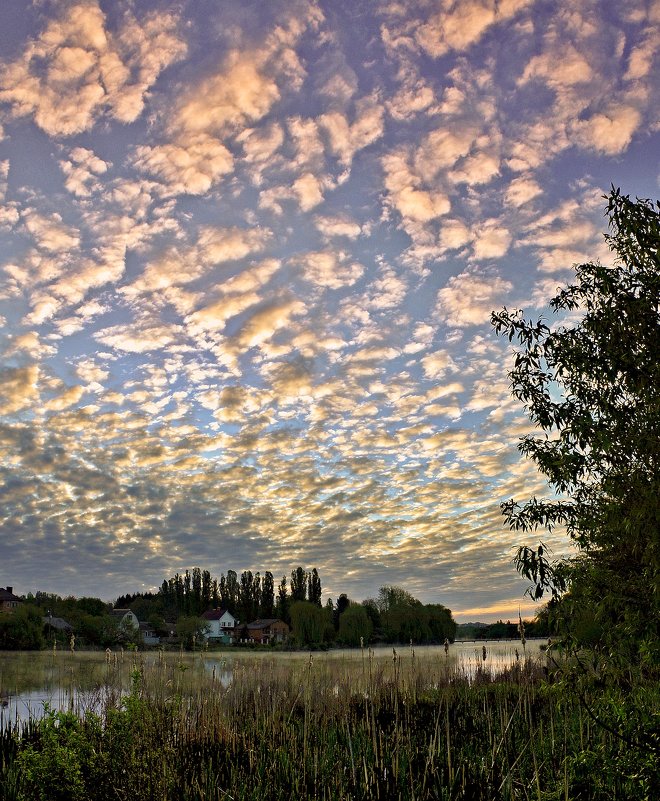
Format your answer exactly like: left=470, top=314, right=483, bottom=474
left=0, top=2, right=186, bottom=136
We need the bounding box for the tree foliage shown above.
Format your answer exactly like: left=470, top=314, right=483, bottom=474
left=0, top=605, right=44, bottom=650
left=337, top=604, right=372, bottom=646
left=362, top=586, right=456, bottom=644
left=492, top=188, right=659, bottom=679
left=290, top=567, right=308, bottom=603
left=289, top=601, right=332, bottom=646
left=307, top=568, right=322, bottom=606
left=174, top=616, right=210, bottom=650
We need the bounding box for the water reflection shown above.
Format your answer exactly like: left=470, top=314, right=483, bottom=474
left=0, top=640, right=546, bottom=725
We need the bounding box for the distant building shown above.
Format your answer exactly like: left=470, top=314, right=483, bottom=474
left=138, top=621, right=160, bottom=646
left=110, top=608, right=139, bottom=630
left=43, top=616, right=73, bottom=634
left=110, top=608, right=139, bottom=627
left=242, top=619, right=289, bottom=645
left=0, top=587, right=22, bottom=613
left=201, top=608, right=237, bottom=644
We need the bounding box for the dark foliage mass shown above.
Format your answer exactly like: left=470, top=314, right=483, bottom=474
left=491, top=188, right=660, bottom=797
left=492, top=188, right=659, bottom=683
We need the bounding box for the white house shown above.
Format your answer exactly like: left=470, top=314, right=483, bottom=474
left=201, top=608, right=237, bottom=644
left=110, top=608, right=139, bottom=629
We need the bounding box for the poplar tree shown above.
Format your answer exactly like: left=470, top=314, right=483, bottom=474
left=290, top=567, right=307, bottom=602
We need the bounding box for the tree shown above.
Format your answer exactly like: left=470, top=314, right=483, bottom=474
left=289, top=601, right=332, bottom=647
left=361, top=599, right=381, bottom=637
left=219, top=574, right=229, bottom=609
left=382, top=604, right=429, bottom=644
left=0, top=605, right=44, bottom=650
left=129, top=596, right=158, bottom=622
left=191, top=567, right=202, bottom=614
left=290, top=567, right=307, bottom=602
left=276, top=575, right=289, bottom=624
left=175, top=616, right=210, bottom=650
left=424, top=604, right=457, bottom=642
left=492, top=188, right=659, bottom=680
left=238, top=571, right=257, bottom=623
left=225, top=570, right=239, bottom=614
left=173, top=573, right=184, bottom=610
left=183, top=570, right=192, bottom=614
left=77, top=613, right=119, bottom=648
left=376, top=585, right=420, bottom=613
left=333, top=593, right=351, bottom=630
left=76, top=597, right=109, bottom=617
left=261, top=571, right=275, bottom=618
left=338, top=604, right=372, bottom=646
left=118, top=616, right=141, bottom=648
left=201, top=569, right=212, bottom=612
left=307, top=568, right=322, bottom=606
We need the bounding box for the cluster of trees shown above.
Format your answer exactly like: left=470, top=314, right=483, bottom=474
left=362, top=586, right=456, bottom=645
left=287, top=586, right=457, bottom=648
left=113, top=568, right=457, bottom=649
left=0, top=593, right=119, bottom=649
left=1, top=574, right=459, bottom=651
left=456, top=617, right=550, bottom=641
left=115, top=565, right=323, bottom=631
left=0, top=605, right=46, bottom=650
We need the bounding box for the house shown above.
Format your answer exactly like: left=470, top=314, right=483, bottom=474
left=43, top=616, right=73, bottom=634
left=0, top=587, right=22, bottom=613
left=242, top=619, right=289, bottom=645
left=110, top=608, right=139, bottom=631
left=138, top=621, right=160, bottom=646
left=201, top=608, right=237, bottom=644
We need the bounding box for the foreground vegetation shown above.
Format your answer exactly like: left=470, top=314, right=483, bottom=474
left=492, top=188, right=659, bottom=686
left=1, top=649, right=657, bottom=801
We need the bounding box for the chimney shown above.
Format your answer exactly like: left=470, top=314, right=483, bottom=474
left=6, top=586, right=12, bottom=594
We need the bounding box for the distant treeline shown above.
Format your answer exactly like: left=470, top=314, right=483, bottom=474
left=457, top=617, right=550, bottom=640
left=7, top=567, right=562, bottom=649
left=1, top=592, right=116, bottom=650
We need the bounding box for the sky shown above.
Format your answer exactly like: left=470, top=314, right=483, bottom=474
left=0, top=0, right=658, bottom=622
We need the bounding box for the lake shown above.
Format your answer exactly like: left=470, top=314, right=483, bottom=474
left=0, top=639, right=548, bottom=726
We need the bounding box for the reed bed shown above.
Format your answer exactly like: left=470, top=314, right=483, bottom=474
left=0, top=648, right=657, bottom=800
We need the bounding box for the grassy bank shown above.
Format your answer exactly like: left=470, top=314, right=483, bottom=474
left=1, top=651, right=657, bottom=800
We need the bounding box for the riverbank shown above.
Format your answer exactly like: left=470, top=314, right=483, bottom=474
left=1, top=646, right=657, bottom=800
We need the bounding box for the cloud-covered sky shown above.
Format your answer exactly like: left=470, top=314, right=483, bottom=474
left=0, top=0, right=657, bottom=620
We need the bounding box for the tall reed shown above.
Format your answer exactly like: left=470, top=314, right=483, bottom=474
left=1, top=649, right=657, bottom=800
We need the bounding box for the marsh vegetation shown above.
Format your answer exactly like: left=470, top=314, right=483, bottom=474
left=1, top=645, right=657, bottom=800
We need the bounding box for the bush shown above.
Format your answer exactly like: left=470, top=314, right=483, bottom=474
left=0, top=606, right=44, bottom=651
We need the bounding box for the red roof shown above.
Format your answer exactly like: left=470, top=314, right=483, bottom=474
left=246, top=618, right=287, bottom=630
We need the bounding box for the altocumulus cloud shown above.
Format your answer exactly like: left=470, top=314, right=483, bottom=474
left=0, top=0, right=656, bottom=620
